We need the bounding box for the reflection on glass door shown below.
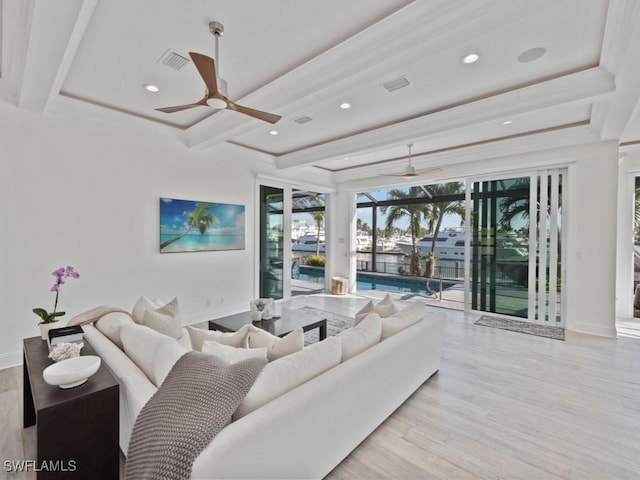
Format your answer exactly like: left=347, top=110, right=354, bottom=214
left=471, top=177, right=531, bottom=318
left=259, top=186, right=284, bottom=299
left=470, top=170, right=563, bottom=324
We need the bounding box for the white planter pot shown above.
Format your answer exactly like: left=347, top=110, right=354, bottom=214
left=38, top=322, right=60, bottom=340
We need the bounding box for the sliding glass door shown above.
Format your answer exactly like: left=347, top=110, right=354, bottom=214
left=259, top=185, right=284, bottom=299
left=468, top=169, right=564, bottom=325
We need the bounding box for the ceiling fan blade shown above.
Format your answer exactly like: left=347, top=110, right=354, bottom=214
left=416, top=167, right=443, bottom=175
left=155, top=96, right=207, bottom=114
left=378, top=167, right=442, bottom=178
left=189, top=52, right=218, bottom=96
left=227, top=100, right=281, bottom=124
left=155, top=103, right=202, bottom=113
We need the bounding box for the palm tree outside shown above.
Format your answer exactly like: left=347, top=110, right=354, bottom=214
left=311, top=209, right=325, bottom=256
left=160, top=203, right=220, bottom=250
left=424, top=182, right=466, bottom=257
left=296, top=194, right=325, bottom=256
left=381, top=187, right=429, bottom=275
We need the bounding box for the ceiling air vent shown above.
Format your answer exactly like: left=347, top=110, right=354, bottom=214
left=381, top=75, right=412, bottom=93
left=293, top=115, right=313, bottom=125
left=157, top=50, right=190, bottom=70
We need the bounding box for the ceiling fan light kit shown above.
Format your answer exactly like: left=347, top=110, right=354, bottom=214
left=155, top=21, right=281, bottom=124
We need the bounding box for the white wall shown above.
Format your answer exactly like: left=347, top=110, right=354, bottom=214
left=0, top=100, right=332, bottom=366
left=563, top=141, right=618, bottom=336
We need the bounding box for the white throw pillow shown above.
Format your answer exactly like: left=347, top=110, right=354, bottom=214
left=247, top=326, right=304, bottom=361
left=338, top=312, right=382, bottom=362
left=375, top=294, right=398, bottom=318
left=94, top=312, right=135, bottom=349
left=176, top=330, right=193, bottom=350
left=131, top=296, right=163, bottom=324
left=153, top=339, right=188, bottom=387
left=354, top=300, right=374, bottom=324
left=354, top=294, right=398, bottom=325
left=202, top=340, right=268, bottom=365
left=235, top=336, right=342, bottom=419
left=141, top=309, right=182, bottom=339
left=187, top=324, right=251, bottom=351
left=121, top=323, right=185, bottom=386
left=381, top=301, right=426, bottom=340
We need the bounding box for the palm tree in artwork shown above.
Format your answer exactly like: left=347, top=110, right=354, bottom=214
left=424, top=182, right=465, bottom=257
left=381, top=187, right=429, bottom=274
left=160, top=203, right=220, bottom=250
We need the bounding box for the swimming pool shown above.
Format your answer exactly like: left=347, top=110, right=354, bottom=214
left=295, top=267, right=454, bottom=296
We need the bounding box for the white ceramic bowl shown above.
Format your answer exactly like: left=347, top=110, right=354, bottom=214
left=43, top=355, right=101, bottom=389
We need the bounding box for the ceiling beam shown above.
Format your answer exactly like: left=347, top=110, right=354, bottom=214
left=184, top=0, right=555, bottom=151
left=276, top=66, right=614, bottom=170
left=591, top=0, right=640, bottom=141
left=17, top=0, right=97, bottom=112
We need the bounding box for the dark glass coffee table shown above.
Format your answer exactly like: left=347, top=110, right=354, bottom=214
left=208, top=306, right=327, bottom=340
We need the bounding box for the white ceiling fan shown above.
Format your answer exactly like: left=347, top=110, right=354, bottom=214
left=380, top=144, right=442, bottom=177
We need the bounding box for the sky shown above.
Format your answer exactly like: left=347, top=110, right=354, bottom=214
left=160, top=198, right=245, bottom=235
left=293, top=187, right=466, bottom=234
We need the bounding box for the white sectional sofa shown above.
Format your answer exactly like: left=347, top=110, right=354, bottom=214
left=82, top=301, right=446, bottom=479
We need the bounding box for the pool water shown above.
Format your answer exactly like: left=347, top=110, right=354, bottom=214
left=296, top=268, right=453, bottom=296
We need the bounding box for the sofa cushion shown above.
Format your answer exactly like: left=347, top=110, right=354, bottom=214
left=234, top=336, right=342, bottom=419
left=202, top=340, right=268, bottom=365
left=338, top=312, right=382, bottom=362
left=354, top=294, right=397, bottom=325
left=187, top=324, right=251, bottom=351
left=121, top=323, right=186, bottom=386
left=381, top=301, right=426, bottom=340
left=141, top=308, right=182, bottom=339
left=94, top=312, right=135, bottom=350
left=247, top=326, right=304, bottom=361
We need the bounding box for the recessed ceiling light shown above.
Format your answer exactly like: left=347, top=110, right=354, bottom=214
left=462, top=53, right=479, bottom=64
left=340, top=102, right=351, bottom=109
left=269, top=130, right=278, bottom=135
left=144, top=83, right=159, bottom=93
left=518, top=47, right=546, bottom=63
left=344, top=156, right=350, bottom=160
left=502, top=120, right=513, bottom=125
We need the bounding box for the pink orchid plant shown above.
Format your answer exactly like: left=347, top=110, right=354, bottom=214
left=33, top=266, right=80, bottom=324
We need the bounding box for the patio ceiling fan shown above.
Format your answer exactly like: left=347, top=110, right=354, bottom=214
left=381, top=144, right=442, bottom=177
left=155, top=22, right=281, bottom=124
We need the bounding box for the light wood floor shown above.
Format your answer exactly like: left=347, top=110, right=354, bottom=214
left=3, top=296, right=640, bottom=479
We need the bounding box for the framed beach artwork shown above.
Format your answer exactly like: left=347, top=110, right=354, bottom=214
left=159, top=198, right=245, bottom=253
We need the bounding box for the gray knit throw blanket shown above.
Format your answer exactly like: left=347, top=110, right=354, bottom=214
left=125, top=351, right=267, bottom=480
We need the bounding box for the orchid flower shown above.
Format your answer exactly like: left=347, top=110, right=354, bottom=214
left=33, top=265, right=80, bottom=324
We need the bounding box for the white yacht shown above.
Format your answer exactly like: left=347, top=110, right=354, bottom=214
left=292, top=233, right=325, bottom=253
left=395, top=230, right=528, bottom=260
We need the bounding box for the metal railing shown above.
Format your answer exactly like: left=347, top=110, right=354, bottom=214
left=356, top=259, right=522, bottom=285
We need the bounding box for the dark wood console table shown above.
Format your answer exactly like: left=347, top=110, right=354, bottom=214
left=23, top=336, right=119, bottom=479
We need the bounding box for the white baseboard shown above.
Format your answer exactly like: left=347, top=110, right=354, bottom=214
left=0, top=350, right=22, bottom=369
